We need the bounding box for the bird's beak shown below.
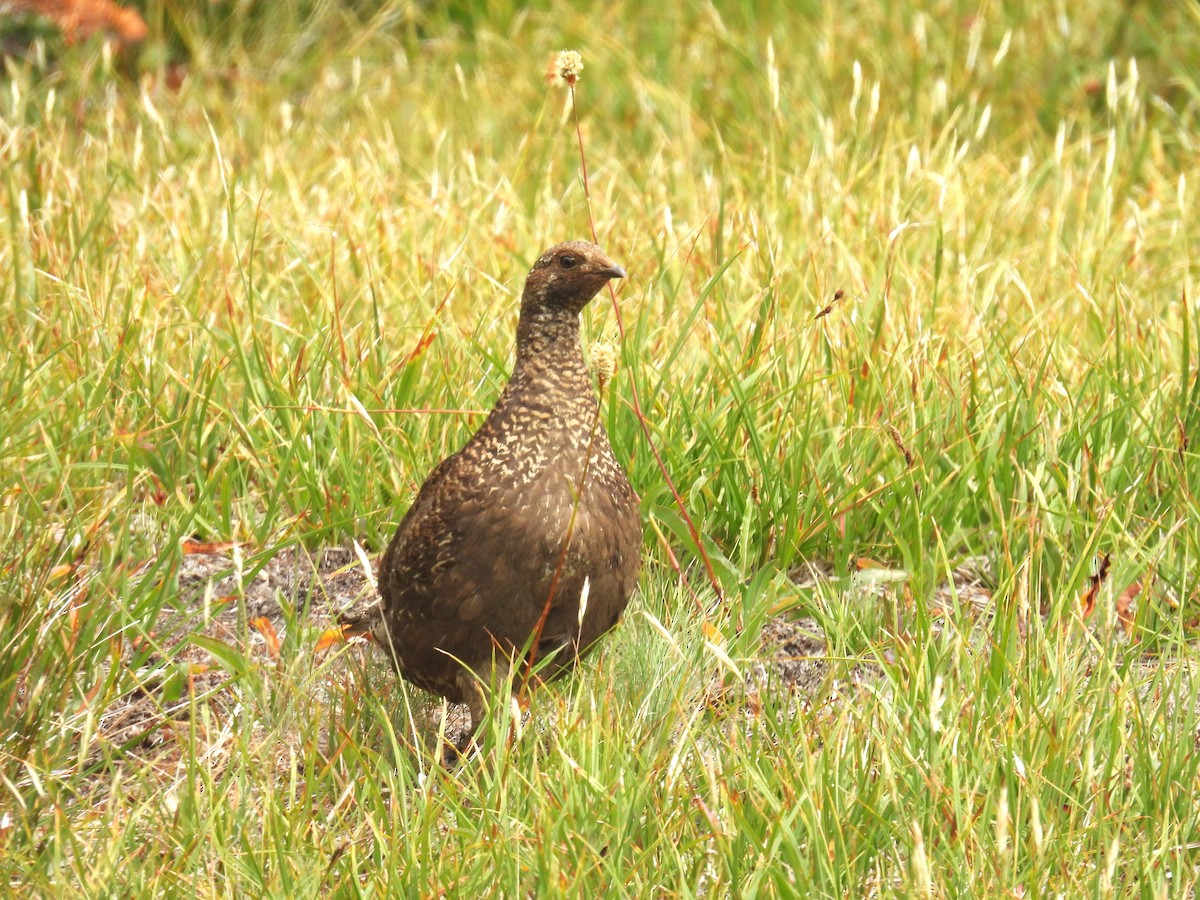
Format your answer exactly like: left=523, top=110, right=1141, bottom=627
left=596, top=261, right=627, bottom=280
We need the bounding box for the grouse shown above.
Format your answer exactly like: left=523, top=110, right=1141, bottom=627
left=373, top=240, right=642, bottom=747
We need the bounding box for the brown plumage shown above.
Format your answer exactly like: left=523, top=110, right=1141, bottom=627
left=373, top=240, right=642, bottom=746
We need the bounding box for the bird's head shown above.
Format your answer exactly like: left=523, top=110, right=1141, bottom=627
left=521, top=241, right=626, bottom=316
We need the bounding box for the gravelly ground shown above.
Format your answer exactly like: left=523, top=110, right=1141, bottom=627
left=87, top=545, right=1007, bottom=768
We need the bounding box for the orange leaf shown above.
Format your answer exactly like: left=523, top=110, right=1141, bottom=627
left=403, top=280, right=457, bottom=365
left=130, top=632, right=157, bottom=651
left=11, top=0, right=147, bottom=45
left=1079, top=554, right=1111, bottom=620
left=315, top=625, right=351, bottom=653
left=856, top=557, right=888, bottom=570
left=250, top=617, right=281, bottom=658
left=1116, top=579, right=1142, bottom=634
left=182, top=540, right=249, bottom=555
left=403, top=328, right=440, bottom=365
left=701, top=620, right=725, bottom=646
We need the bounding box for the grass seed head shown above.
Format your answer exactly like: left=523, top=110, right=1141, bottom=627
left=590, top=341, right=617, bottom=391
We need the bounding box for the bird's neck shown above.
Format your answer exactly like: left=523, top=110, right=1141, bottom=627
left=514, top=307, right=589, bottom=382
left=473, top=305, right=603, bottom=466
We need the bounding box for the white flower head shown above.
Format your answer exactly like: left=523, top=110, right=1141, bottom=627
left=548, top=50, right=584, bottom=87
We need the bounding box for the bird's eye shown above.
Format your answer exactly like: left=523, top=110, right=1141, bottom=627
left=559, top=255, right=577, bottom=269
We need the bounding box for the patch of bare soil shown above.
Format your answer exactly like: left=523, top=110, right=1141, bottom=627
left=94, top=550, right=997, bottom=768
left=172, top=544, right=377, bottom=625
left=743, top=556, right=999, bottom=708
left=85, top=542, right=525, bottom=783
left=99, top=545, right=1132, bottom=784
left=760, top=554, right=1188, bottom=710
left=86, top=546, right=380, bottom=778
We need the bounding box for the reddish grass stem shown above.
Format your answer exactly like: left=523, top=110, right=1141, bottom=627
left=568, top=84, right=725, bottom=611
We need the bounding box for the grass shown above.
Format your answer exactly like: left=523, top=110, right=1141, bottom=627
left=2, top=0, right=1200, bottom=894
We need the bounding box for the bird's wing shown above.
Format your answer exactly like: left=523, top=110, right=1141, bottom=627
left=378, top=449, right=482, bottom=616
left=379, top=448, right=575, bottom=630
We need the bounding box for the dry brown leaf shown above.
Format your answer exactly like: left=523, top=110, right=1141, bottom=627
left=886, top=424, right=915, bottom=469
left=1116, top=579, right=1142, bottom=635
left=1079, top=554, right=1111, bottom=621
left=74, top=674, right=104, bottom=714
left=692, top=795, right=723, bottom=837
left=250, top=617, right=281, bottom=658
